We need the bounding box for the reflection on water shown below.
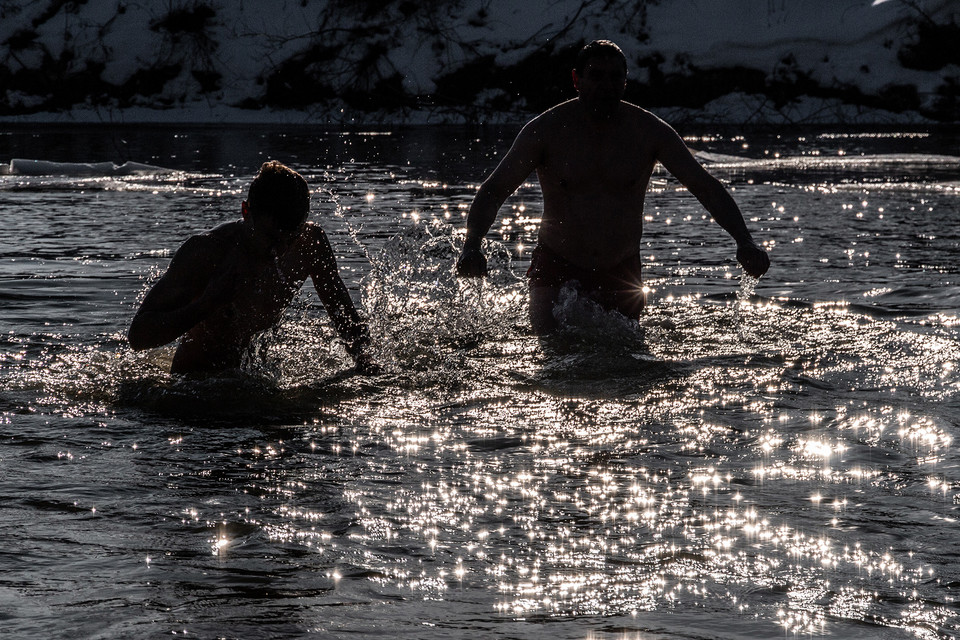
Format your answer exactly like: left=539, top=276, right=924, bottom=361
left=1, top=125, right=959, bottom=639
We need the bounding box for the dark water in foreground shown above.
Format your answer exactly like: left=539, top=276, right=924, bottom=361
left=1, top=124, right=960, bottom=639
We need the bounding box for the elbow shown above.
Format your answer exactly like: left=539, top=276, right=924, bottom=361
left=481, top=180, right=515, bottom=207
left=693, top=174, right=726, bottom=201
left=696, top=178, right=737, bottom=215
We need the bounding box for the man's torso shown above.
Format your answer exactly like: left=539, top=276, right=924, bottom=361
left=534, top=100, right=661, bottom=270
left=173, top=222, right=320, bottom=372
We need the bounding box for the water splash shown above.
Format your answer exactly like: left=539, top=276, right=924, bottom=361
left=551, top=284, right=648, bottom=344
left=322, top=183, right=376, bottom=265
left=360, top=220, right=526, bottom=376
left=738, top=273, right=758, bottom=303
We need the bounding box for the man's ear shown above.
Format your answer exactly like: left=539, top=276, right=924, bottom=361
left=571, top=69, right=579, bottom=91
left=241, top=200, right=250, bottom=222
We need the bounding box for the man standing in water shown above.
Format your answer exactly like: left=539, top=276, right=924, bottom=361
left=456, top=40, right=770, bottom=333
left=128, top=160, right=374, bottom=374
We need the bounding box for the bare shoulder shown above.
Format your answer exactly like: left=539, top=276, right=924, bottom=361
left=169, top=221, right=239, bottom=268
left=204, top=220, right=244, bottom=242
left=296, top=221, right=340, bottom=278
left=300, top=220, right=331, bottom=247
left=303, top=220, right=327, bottom=235
left=176, top=227, right=224, bottom=257
left=513, top=100, right=584, bottom=155
left=621, top=102, right=674, bottom=136
left=533, top=99, right=579, bottom=129
left=299, top=221, right=335, bottom=260
left=516, top=100, right=584, bottom=138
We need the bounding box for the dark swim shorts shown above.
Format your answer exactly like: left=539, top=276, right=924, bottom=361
left=526, top=243, right=645, bottom=317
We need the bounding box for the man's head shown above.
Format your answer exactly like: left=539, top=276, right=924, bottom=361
left=573, top=40, right=628, bottom=120
left=244, top=161, right=310, bottom=233
left=574, top=40, right=627, bottom=77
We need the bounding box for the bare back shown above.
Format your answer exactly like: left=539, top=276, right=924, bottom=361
left=459, top=45, right=770, bottom=326
left=533, top=100, right=662, bottom=270
left=169, top=223, right=314, bottom=371
left=130, top=220, right=358, bottom=373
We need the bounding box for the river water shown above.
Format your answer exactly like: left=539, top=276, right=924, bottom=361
left=1, top=124, right=959, bottom=639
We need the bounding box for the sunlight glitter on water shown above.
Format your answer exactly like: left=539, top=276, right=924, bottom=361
left=248, top=401, right=941, bottom=628
left=3, top=127, right=960, bottom=638
left=7, top=205, right=956, bottom=634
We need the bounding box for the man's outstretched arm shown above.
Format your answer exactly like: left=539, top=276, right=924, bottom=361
left=654, top=124, right=770, bottom=278
left=308, top=226, right=372, bottom=365
left=457, top=120, right=544, bottom=277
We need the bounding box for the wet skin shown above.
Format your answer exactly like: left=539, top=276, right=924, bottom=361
left=457, top=55, right=769, bottom=332
left=128, top=203, right=370, bottom=374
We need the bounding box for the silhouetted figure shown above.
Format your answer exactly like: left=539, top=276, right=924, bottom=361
left=457, top=40, right=769, bottom=333
left=129, top=161, right=374, bottom=374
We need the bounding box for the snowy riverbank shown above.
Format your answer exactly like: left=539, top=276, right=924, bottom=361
left=1, top=0, right=958, bottom=125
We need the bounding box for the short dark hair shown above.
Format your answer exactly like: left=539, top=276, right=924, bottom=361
left=575, top=40, right=627, bottom=75
left=246, top=161, right=310, bottom=232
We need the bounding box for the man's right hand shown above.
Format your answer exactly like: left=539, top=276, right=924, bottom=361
left=736, top=240, right=770, bottom=279
left=456, top=243, right=488, bottom=277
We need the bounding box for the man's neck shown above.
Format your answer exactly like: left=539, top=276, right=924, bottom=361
left=577, top=98, right=620, bottom=125
left=239, top=220, right=277, bottom=259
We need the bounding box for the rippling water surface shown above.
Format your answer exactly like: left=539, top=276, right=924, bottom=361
left=1, top=124, right=959, bottom=639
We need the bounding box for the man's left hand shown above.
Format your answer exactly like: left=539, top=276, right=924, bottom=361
left=736, top=241, right=770, bottom=278
left=456, top=246, right=488, bottom=277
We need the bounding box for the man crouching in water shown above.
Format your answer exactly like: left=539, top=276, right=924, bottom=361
left=128, top=160, right=375, bottom=374
left=456, top=40, right=770, bottom=333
